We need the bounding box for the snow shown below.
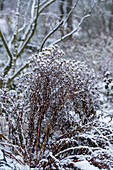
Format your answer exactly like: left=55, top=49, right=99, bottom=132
left=74, top=160, right=99, bottom=170
left=0, top=150, right=29, bottom=170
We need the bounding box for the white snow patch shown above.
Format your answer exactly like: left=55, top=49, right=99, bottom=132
left=0, top=150, right=29, bottom=170
left=74, top=160, right=99, bottom=170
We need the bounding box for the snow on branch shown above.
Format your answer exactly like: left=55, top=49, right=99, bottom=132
left=0, top=30, right=13, bottom=77
left=18, top=0, right=31, bottom=32
left=39, top=0, right=79, bottom=50
left=63, top=0, right=79, bottom=26
left=7, top=61, right=29, bottom=85
left=38, top=0, right=56, bottom=14
left=52, top=0, right=97, bottom=45
left=52, top=14, right=90, bottom=45
left=39, top=0, right=49, bottom=7
left=39, top=19, right=64, bottom=51
left=13, top=0, right=21, bottom=59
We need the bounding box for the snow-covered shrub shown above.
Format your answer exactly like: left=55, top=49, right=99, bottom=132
left=0, top=45, right=99, bottom=167
left=28, top=45, right=98, bottom=124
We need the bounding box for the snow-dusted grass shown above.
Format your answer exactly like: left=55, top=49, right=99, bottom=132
left=0, top=118, right=113, bottom=169
left=37, top=119, right=113, bottom=169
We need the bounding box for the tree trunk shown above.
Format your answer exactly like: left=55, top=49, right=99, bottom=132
left=101, top=12, right=107, bottom=35
left=59, top=0, right=65, bottom=36
left=108, top=1, right=113, bottom=36
left=0, top=0, right=4, bottom=11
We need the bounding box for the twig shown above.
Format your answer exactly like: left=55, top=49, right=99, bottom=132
left=52, top=14, right=90, bottom=45
left=39, top=0, right=56, bottom=14
left=36, top=113, right=42, bottom=155
left=2, top=149, right=25, bottom=165
left=13, top=0, right=21, bottom=59
left=63, top=0, right=79, bottom=26
left=38, top=109, right=57, bottom=161
left=7, top=62, right=29, bottom=85
left=0, top=30, right=13, bottom=76
left=18, top=0, right=32, bottom=32
left=0, top=31, right=13, bottom=61
left=31, top=0, right=35, bottom=19
left=0, top=133, right=23, bottom=160
left=39, top=0, right=48, bottom=7
left=17, top=0, right=40, bottom=58
left=39, top=19, right=64, bottom=51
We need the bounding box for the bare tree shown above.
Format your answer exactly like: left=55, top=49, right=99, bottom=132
left=0, top=0, right=96, bottom=89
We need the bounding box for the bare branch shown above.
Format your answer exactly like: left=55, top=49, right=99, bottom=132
left=0, top=30, right=13, bottom=76
left=39, top=19, right=64, bottom=51
left=39, top=0, right=48, bottom=7
left=17, top=0, right=56, bottom=58
left=51, top=0, right=98, bottom=45
left=0, top=133, right=24, bottom=160
left=39, top=0, right=56, bottom=14
left=13, top=0, right=21, bottom=58
left=0, top=30, right=13, bottom=62
left=52, top=14, right=90, bottom=45
left=39, top=0, right=79, bottom=51
left=8, top=62, right=29, bottom=85
left=18, top=0, right=32, bottom=32
left=31, top=0, right=35, bottom=19
left=63, top=0, right=79, bottom=25
left=17, top=24, right=36, bottom=59
left=17, top=0, right=40, bottom=58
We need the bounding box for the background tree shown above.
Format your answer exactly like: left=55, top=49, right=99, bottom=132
left=76, top=0, right=113, bottom=37
left=66, top=0, right=73, bottom=33
left=0, top=0, right=4, bottom=11
left=108, top=0, right=113, bottom=36
left=59, top=0, right=64, bottom=36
